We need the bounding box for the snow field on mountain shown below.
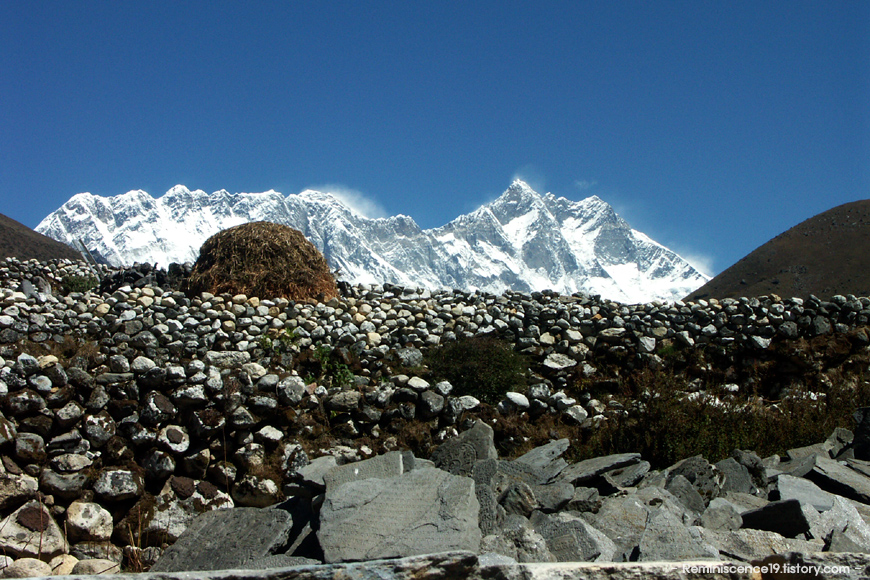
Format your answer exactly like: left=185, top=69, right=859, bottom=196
left=36, top=180, right=709, bottom=303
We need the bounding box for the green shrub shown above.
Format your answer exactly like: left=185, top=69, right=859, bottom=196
left=427, top=336, right=529, bottom=405
left=61, top=274, right=99, bottom=294
left=259, top=328, right=298, bottom=353
left=295, top=343, right=355, bottom=389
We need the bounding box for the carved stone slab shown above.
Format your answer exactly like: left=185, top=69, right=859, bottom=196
left=637, top=506, right=719, bottom=561
left=530, top=510, right=617, bottom=562
left=323, top=450, right=406, bottom=490
left=318, top=466, right=481, bottom=563
left=150, top=507, right=295, bottom=572
left=430, top=421, right=497, bottom=476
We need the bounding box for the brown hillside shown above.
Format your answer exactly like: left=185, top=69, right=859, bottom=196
left=0, top=213, right=81, bottom=262
left=687, top=199, right=870, bottom=301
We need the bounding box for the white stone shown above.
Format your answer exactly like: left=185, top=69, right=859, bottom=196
left=505, top=392, right=530, bottom=410
left=457, top=395, right=480, bottom=411
left=66, top=501, right=113, bottom=542
left=407, top=377, right=430, bottom=392
left=0, top=500, right=68, bottom=558
left=563, top=405, right=589, bottom=423
left=543, top=353, right=577, bottom=370
left=256, top=425, right=284, bottom=444
left=638, top=336, right=657, bottom=353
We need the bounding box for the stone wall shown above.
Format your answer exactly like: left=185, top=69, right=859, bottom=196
left=3, top=257, right=870, bottom=576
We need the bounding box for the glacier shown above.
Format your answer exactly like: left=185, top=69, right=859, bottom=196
left=35, top=180, right=709, bottom=303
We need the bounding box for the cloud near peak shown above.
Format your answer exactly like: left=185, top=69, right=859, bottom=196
left=313, top=184, right=389, bottom=219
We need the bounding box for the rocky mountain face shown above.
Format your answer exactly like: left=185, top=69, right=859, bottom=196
left=36, top=181, right=708, bottom=303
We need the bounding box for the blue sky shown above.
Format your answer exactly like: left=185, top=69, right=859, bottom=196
left=2, top=2, right=867, bottom=276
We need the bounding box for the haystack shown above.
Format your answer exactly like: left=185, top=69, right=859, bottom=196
left=186, top=222, right=338, bottom=302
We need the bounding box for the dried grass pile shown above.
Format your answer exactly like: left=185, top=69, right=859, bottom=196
left=186, top=221, right=338, bottom=302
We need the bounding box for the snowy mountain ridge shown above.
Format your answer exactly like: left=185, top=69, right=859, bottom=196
left=36, top=180, right=709, bottom=303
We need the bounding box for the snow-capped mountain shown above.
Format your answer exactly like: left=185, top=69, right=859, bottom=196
left=36, top=180, right=709, bottom=303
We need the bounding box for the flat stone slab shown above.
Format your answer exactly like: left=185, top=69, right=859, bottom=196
left=580, top=486, right=692, bottom=560
left=27, top=551, right=870, bottom=580
left=804, top=496, right=870, bottom=550
left=714, top=458, right=755, bottom=495
left=694, top=527, right=822, bottom=561
left=845, top=458, right=870, bottom=479
left=603, top=460, right=650, bottom=488
left=293, top=455, right=338, bottom=492
left=808, top=455, right=870, bottom=504
left=514, top=439, right=570, bottom=474
left=665, top=474, right=706, bottom=514
left=787, top=442, right=829, bottom=461
left=700, top=498, right=743, bottom=531
left=532, top=481, right=575, bottom=513
left=776, top=473, right=835, bottom=512
left=318, top=466, right=480, bottom=563
left=150, top=507, right=296, bottom=572
left=497, top=459, right=552, bottom=487
left=637, top=506, right=719, bottom=562
left=558, top=453, right=641, bottom=486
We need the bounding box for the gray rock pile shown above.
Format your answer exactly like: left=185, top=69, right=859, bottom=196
left=142, top=418, right=870, bottom=573
left=3, top=256, right=870, bottom=575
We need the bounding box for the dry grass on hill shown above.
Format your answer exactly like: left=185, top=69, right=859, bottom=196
left=688, top=200, right=870, bottom=301
left=0, top=213, right=81, bottom=262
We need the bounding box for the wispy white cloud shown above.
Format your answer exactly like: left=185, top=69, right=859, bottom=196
left=672, top=247, right=716, bottom=278
left=511, top=165, right=546, bottom=193
left=574, top=179, right=598, bottom=191
left=312, top=184, right=389, bottom=219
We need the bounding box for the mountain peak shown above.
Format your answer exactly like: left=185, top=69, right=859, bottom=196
left=507, top=179, right=537, bottom=194
left=35, top=182, right=709, bottom=302
left=166, top=184, right=191, bottom=196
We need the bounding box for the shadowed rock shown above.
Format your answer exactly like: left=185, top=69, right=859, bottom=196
left=741, top=499, right=811, bottom=538
left=558, top=453, right=642, bottom=487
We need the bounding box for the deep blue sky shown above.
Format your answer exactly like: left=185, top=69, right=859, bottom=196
left=2, top=2, right=868, bottom=275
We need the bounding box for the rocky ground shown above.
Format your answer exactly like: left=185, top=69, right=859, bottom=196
left=2, top=257, right=870, bottom=576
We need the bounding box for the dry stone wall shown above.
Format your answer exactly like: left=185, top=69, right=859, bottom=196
left=3, top=257, right=870, bottom=576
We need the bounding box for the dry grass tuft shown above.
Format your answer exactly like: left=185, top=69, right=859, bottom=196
left=186, top=221, right=338, bottom=302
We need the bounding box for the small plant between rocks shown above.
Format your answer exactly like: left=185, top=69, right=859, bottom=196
left=60, top=274, right=99, bottom=295
left=426, top=336, right=530, bottom=405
